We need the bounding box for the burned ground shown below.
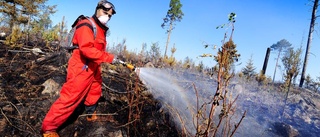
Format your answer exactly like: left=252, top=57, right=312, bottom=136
left=0, top=42, right=180, bottom=137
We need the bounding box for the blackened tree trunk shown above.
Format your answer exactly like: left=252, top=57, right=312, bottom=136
left=262, top=48, right=271, bottom=75
left=299, top=0, right=318, bottom=87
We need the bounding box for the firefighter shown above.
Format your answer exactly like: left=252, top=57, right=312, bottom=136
left=42, top=1, right=118, bottom=136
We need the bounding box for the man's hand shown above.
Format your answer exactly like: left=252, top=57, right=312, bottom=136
left=112, top=55, right=120, bottom=64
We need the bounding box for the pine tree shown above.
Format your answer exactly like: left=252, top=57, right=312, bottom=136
left=1, top=0, right=55, bottom=28
left=161, top=0, right=184, bottom=58
left=305, top=74, right=312, bottom=89
left=197, top=61, right=204, bottom=73
left=242, top=55, right=256, bottom=79
left=183, top=56, right=195, bottom=69
left=149, top=42, right=161, bottom=66
left=1, top=0, right=56, bottom=46
left=270, top=39, right=292, bottom=83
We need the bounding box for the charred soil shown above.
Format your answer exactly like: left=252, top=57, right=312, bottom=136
left=0, top=42, right=180, bottom=137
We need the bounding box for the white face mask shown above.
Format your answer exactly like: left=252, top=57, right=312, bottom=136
left=98, top=15, right=110, bottom=26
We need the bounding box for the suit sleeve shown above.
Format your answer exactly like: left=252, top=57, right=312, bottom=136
left=73, top=23, right=114, bottom=64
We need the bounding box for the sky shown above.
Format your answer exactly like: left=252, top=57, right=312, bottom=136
left=47, top=0, right=320, bottom=82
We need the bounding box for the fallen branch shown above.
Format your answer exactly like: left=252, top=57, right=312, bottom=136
left=8, top=50, right=30, bottom=53
left=8, top=102, right=22, bottom=119
left=0, top=108, right=36, bottom=135
left=9, top=51, right=20, bottom=67
left=22, top=47, right=46, bottom=55
left=34, top=52, right=61, bottom=65
left=102, top=82, right=134, bottom=94
left=115, top=119, right=139, bottom=128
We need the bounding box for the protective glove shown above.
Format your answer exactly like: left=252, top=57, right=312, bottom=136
left=112, top=55, right=120, bottom=64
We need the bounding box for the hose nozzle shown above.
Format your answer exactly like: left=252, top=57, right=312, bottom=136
left=125, top=64, right=136, bottom=71
left=119, top=60, right=136, bottom=71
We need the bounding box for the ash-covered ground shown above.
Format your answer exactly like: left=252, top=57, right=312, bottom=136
left=0, top=42, right=180, bottom=137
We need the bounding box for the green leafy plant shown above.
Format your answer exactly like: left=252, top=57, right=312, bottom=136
left=196, top=12, right=245, bottom=137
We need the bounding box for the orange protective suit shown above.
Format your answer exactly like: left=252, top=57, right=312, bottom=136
left=41, top=16, right=114, bottom=132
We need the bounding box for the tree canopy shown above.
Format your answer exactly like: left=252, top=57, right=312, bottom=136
left=1, top=0, right=56, bottom=28
left=1, top=0, right=57, bottom=47
left=270, top=39, right=292, bottom=52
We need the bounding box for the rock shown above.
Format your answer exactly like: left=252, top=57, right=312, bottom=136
left=41, top=78, right=61, bottom=96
